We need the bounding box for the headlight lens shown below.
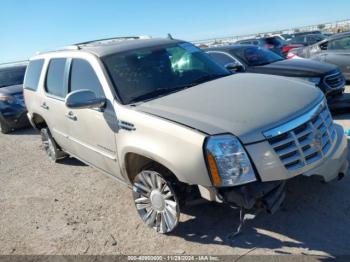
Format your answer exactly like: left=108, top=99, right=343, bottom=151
left=0, top=94, right=15, bottom=104
left=299, top=77, right=321, bottom=85
left=205, top=134, right=256, bottom=187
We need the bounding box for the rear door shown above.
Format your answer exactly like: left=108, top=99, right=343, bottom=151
left=41, top=58, right=72, bottom=152
left=66, top=58, right=120, bottom=176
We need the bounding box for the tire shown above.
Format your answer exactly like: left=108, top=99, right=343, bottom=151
left=0, top=120, right=12, bottom=134
left=40, top=128, right=67, bottom=162
left=132, top=166, right=180, bottom=234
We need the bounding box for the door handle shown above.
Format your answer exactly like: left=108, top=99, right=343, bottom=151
left=41, top=102, right=49, bottom=110
left=65, top=111, right=77, bottom=121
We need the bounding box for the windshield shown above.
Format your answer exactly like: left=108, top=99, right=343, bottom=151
left=0, top=66, right=26, bottom=88
left=232, top=46, right=284, bottom=66
left=103, top=42, right=230, bottom=104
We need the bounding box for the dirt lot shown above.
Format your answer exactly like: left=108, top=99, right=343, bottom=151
left=1, top=89, right=350, bottom=258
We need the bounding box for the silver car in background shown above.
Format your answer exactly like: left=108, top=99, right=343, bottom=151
left=23, top=37, right=348, bottom=234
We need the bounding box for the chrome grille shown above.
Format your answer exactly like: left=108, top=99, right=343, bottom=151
left=264, top=101, right=337, bottom=172
left=324, top=71, right=345, bottom=89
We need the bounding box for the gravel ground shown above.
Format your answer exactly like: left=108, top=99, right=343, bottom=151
left=1, top=88, right=350, bottom=258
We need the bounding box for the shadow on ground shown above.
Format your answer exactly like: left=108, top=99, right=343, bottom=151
left=9, top=127, right=38, bottom=136
left=173, top=174, right=350, bottom=256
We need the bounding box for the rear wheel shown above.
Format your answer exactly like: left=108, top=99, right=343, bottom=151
left=132, top=168, right=180, bottom=234
left=0, top=120, right=12, bottom=134
left=40, top=128, right=67, bottom=162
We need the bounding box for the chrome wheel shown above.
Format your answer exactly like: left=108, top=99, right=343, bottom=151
left=41, top=128, right=59, bottom=162
left=133, top=170, right=180, bottom=233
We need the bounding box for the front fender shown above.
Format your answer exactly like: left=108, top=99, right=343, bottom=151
left=115, top=105, right=212, bottom=186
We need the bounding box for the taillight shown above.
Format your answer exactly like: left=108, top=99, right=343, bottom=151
left=282, top=46, right=291, bottom=53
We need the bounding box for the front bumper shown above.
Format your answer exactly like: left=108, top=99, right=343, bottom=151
left=198, top=124, right=348, bottom=212
left=0, top=105, right=29, bottom=129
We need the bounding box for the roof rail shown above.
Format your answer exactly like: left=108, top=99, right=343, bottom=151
left=69, top=35, right=152, bottom=49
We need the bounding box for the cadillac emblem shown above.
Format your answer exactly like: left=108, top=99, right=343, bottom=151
left=312, top=128, right=323, bottom=150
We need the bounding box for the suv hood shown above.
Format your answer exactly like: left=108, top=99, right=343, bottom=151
left=248, top=58, right=337, bottom=77
left=0, top=84, right=23, bottom=96
left=136, top=73, right=323, bottom=144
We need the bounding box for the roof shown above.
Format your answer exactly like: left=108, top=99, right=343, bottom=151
left=0, top=61, right=28, bottom=70
left=38, top=38, right=183, bottom=58
left=329, top=31, right=350, bottom=40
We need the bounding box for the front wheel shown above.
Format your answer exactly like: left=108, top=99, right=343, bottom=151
left=132, top=169, right=180, bottom=234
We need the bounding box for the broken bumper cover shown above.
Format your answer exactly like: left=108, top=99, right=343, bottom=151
left=219, top=180, right=286, bottom=213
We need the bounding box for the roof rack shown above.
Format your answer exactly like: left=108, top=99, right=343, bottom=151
left=67, top=35, right=152, bottom=50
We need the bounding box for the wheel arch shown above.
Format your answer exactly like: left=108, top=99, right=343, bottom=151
left=29, top=113, right=48, bottom=130
left=123, top=150, right=179, bottom=185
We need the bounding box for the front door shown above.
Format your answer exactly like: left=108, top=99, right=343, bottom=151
left=66, top=58, right=120, bottom=177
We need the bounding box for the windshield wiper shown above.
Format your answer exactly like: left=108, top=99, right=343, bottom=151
left=128, top=88, right=180, bottom=104
left=127, top=74, right=230, bottom=104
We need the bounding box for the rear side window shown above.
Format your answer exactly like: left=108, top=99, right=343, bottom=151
left=208, top=52, right=235, bottom=66
left=24, top=60, right=44, bottom=91
left=69, top=59, right=104, bottom=97
left=328, top=36, right=350, bottom=50
left=46, top=58, right=67, bottom=98
left=265, top=37, right=284, bottom=47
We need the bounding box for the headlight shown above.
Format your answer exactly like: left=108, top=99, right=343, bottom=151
left=0, top=94, right=15, bottom=104
left=299, top=77, right=321, bottom=85
left=205, top=134, right=256, bottom=187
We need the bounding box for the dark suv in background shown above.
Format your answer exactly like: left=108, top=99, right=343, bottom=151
left=0, top=62, right=29, bottom=133
left=206, top=45, right=346, bottom=106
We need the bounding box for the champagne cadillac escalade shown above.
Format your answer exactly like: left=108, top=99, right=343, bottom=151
left=23, top=37, right=348, bottom=233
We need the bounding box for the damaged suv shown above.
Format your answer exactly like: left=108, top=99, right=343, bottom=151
left=24, top=37, right=348, bottom=234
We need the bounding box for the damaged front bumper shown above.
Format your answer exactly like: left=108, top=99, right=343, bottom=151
left=198, top=124, right=348, bottom=213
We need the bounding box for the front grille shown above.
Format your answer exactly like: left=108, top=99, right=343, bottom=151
left=324, top=71, right=345, bottom=89
left=265, top=101, right=336, bottom=172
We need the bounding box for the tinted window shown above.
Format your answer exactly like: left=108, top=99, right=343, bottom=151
left=0, top=66, right=26, bottom=88
left=46, top=58, right=67, bottom=98
left=103, top=42, right=230, bottom=104
left=328, top=36, right=350, bottom=50
left=69, top=59, right=104, bottom=97
left=208, top=52, right=235, bottom=66
left=24, top=60, right=43, bottom=90
left=265, top=37, right=284, bottom=47
left=291, top=36, right=305, bottom=44
left=234, top=46, right=284, bottom=66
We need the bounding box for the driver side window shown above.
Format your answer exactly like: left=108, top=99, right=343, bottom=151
left=69, top=59, right=105, bottom=97
left=328, top=36, right=350, bottom=50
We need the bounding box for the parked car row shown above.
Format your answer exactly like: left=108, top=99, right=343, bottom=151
left=235, top=36, right=303, bottom=57
left=1, top=34, right=349, bottom=235
left=288, top=31, right=350, bottom=81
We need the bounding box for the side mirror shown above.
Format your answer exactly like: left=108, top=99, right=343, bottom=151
left=65, top=89, right=106, bottom=109
left=319, top=42, right=328, bottom=50
left=225, top=63, right=245, bottom=72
